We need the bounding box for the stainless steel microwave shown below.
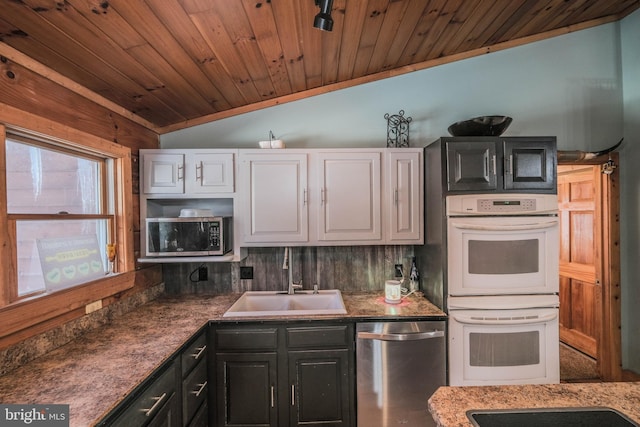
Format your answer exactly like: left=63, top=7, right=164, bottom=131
left=145, top=216, right=232, bottom=257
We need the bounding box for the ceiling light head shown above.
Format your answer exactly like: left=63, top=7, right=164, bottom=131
left=314, top=0, right=334, bottom=32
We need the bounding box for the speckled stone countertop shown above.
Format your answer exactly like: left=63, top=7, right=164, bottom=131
left=0, top=291, right=444, bottom=426
left=428, top=382, right=640, bottom=426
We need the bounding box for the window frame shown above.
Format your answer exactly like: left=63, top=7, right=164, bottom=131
left=0, top=122, right=135, bottom=341
left=6, top=134, right=116, bottom=300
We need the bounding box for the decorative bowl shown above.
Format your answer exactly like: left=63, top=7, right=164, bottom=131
left=448, top=115, right=513, bottom=137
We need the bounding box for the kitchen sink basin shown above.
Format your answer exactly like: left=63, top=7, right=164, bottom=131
left=222, top=290, right=347, bottom=317
left=467, top=407, right=639, bottom=427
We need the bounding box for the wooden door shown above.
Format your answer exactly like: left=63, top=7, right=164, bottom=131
left=558, top=165, right=601, bottom=358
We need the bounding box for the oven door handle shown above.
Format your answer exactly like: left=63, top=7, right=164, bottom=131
left=450, top=220, right=558, bottom=231
left=357, top=330, right=445, bottom=341
left=451, top=312, right=557, bottom=325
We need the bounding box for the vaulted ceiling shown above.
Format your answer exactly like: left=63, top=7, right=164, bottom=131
left=1, top=0, right=638, bottom=133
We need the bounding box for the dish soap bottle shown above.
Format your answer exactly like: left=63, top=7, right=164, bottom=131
left=409, top=257, right=419, bottom=293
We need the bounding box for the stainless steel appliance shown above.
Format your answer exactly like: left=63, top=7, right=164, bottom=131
left=445, top=193, right=560, bottom=386
left=145, top=216, right=232, bottom=257
left=356, top=321, right=446, bottom=427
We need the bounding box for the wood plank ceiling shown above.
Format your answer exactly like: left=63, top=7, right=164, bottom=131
left=1, top=0, right=639, bottom=133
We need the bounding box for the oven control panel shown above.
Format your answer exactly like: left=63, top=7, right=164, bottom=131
left=446, top=193, right=558, bottom=215
left=477, top=198, right=537, bottom=212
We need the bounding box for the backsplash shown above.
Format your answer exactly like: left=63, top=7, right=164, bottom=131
left=163, top=245, right=416, bottom=295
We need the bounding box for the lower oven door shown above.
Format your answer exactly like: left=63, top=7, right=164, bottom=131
left=448, top=305, right=559, bottom=386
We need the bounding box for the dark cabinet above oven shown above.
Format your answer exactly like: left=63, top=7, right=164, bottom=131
left=428, top=136, right=557, bottom=194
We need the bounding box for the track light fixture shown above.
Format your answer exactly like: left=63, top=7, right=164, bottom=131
left=314, top=0, right=334, bottom=32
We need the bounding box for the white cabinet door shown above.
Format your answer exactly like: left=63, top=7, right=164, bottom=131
left=388, top=150, right=422, bottom=242
left=240, top=152, right=308, bottom=243
left=186, top=152, right=235, bottom=194
left=143, top=153, right=185, bottom=194
left=142, top=151, right=235, bottom=195
left=316, top=152, right=381, bottom=241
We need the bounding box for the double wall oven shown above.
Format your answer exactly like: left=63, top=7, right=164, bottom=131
left=445, top=193, right=560, bottom=386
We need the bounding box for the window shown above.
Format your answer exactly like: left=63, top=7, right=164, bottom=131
left=4, top=133, right=116, bottom=301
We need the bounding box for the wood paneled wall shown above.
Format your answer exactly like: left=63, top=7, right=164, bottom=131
left=163, top=246, right=416, bottom=295
left=0, top=50, right=161, bottom=351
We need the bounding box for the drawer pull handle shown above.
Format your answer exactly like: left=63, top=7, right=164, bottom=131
left=192, top=381, right=208, bottom=397
left=191, top=345, right=207, bottom=360
left=143, top=392, right=167, bottom=417
left=291, top=384, right=295, bottom=406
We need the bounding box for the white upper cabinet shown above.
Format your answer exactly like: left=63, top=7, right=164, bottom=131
left=140, top=147, right=423, bottom=251
left=387, top=149, right=422, bottom=242
left=143, top=152, right=184, bottom=194
left=237, top=148, right=422, bottom=246
left=316, top=151, right=382, bottom=242
left=239, top=151, right=309, bottom=243
left=142, top=150, right=235, bottom=195
left=189, top=152, right=235, bottom=194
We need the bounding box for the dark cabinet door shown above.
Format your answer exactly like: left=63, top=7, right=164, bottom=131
left=503, top=138, right=556, bottom=191
left=216, top=352, right=279, bottom=427
left=446, top=141, right=498, bottom=192
left=288, top=349, right=351, bottom=427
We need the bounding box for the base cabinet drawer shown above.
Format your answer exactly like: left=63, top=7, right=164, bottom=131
left=182, top=359, right=208, bottom=425
left=106, top=361, right=178, bottom=426
left=188, top=401, right=209, bottom=427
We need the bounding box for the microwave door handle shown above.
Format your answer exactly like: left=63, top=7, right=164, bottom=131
left=451, top=312, right=558, bottom=325
left=450, top=220, right=557, bottom=231
left=357, top=330, right=445, bottom=341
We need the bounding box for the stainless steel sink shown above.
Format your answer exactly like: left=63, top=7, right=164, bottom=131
left=222, top=290, right=347, bottom=317
left=467, top=407, right=639, bottom=427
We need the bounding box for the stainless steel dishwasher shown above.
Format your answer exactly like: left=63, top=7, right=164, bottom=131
left=356, top=321, right=446, bottom=427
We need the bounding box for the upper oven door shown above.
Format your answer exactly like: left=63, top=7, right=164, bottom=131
left=447, top=215, right=559, bottom=296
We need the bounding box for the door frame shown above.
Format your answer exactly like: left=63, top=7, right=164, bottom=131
left=558, top=152, right=621, bottom=381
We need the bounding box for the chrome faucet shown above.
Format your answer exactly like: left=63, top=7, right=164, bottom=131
left=283, top=247, right=303, bottom=294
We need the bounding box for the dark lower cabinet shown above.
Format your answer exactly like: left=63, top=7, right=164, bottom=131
left=97, top=327, right=209, bottom=427
left=214, top=323, right=354, bottom=427
left=147, top=392, right=179, bottom=427
left=99, top=360, right=179, bottom=427
left=288, top=349, right=351, bottom=426
left=215, top=352, right=279, bottom=426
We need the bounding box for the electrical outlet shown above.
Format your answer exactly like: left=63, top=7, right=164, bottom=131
left=198, top=266, right=208, bottom=281
left=240, top=266, right=253, bottom=280
left=394, top=264, right=404, bottom=278
left=85, top=300, right=102, bottom=314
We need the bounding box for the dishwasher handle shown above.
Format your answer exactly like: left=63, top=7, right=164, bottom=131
left=357, top=330, right=444, bottom=342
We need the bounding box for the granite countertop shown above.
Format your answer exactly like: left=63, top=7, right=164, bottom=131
left=428, top=382, right=640, bottom=426
left=0, top=291, right=444, bottom=426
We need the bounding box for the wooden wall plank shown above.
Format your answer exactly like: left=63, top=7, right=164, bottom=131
left=0, top=59, right=158, bottom=151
